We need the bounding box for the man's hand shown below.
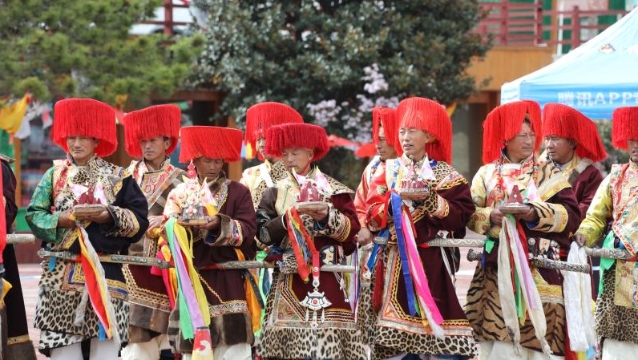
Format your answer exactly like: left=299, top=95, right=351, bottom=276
left=57, top=212, right=77, bottom=229
left=297, top=204, right=329, bottom=222
left=75, top=210, right=113, bottom=225
left=357, top=228, right=373, bottom=246
left=516, top=206, right=539, bottom=222
left=489, top=208, right=504, bottom=226
left=572, top=233, right=586, bottom=247
left=199, top=215, right=221, bottom=231
left=147, top=215, right=164, bottom=231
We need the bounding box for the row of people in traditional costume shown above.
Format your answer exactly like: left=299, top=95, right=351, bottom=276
left=18, top=97, right=638, bottom=360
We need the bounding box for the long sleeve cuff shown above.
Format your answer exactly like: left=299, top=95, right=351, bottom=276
left=527, top=201, right=569, bottom=233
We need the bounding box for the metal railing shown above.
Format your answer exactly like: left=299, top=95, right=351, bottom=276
left=475, top=1, right=628, bottom=49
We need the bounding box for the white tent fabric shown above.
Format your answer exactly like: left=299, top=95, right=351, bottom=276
left=501, top=7, right=638, bottom=119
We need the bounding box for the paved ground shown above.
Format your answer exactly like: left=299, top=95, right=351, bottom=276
left=17, top=242, right=480, bottom=359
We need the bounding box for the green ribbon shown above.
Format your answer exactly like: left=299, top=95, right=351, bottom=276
left=485, top=237, right=496, bottom=254
left=599, top=231, right=617, bottom=295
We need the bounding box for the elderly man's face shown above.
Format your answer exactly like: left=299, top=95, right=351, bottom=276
left=282, top=148, right=313, bottom=175
left=67, top=136, right=99, bottom=165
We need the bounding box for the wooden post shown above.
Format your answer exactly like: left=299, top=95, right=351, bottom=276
left=500, top=1, right=509, bottom=45
left=534, top=0, right=544, bottom=46
left=572, top=6, right=581, bottom=49
left=164, top=0, right=173, bottom=36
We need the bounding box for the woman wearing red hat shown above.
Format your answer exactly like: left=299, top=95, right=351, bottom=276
left=573, top=106, right=638, bottom=359
left=163, top=126, right=257, bottom=360
left=120, top=104, right=185, bottom=360
left=26, top=98, right=149, bottom=359
left=362, top=97, right=476, bottom=360
left=256, top=123, right=365, bottom=360
left=466, top=100, right=581, bottom=359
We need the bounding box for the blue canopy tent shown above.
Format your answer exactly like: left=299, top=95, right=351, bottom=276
left=501, top=7, right=638, bottom=119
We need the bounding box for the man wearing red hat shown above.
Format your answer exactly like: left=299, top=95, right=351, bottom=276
left=354, top=106, right=400, bottom=247
left=240, top=102, right=304, bottom=340
left=256, top=123, right=365, bottom=360
left=120, top=105, right=185, bottom=360
left=241, top=102, right=304, bottom=209
left=361, top=97, right=476, bottom=359
left=573, top=106, right=638, bottom=359
left=542, top=103, right=607, bottom=218
left=163, top=126, right=256, bottom=360
left=25, top=98, right=150, bottom=359
left=0, top=154, right=37, bottom=360
left=466, top=100, right=581, bottom=359
left=353, top=106, right=399, bottom=346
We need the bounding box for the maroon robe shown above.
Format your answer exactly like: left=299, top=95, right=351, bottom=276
left=364, top=157, right=477, bottom=359
left=164, top=175, right=257, bottom=351
left=256, top=168, right=366, bottom=360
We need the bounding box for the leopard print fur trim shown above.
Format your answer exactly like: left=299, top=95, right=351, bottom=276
left=465, top=265, right=566, bottom=355
left=595, top=266, right=638, bottom=345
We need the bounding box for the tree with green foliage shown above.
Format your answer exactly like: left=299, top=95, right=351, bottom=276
left=0, top=0, right=203, bottom=107
left=191, top=0, right=490, bottom=187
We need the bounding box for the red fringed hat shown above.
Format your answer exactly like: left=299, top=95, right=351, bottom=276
left=372, top=106, right=402, bottom=155
left=612, top=106, right=638, bottom=149
left=543, top=103, right=607, bottom=162
left=52, top=98, right=118, bottom=157
left=482, top=100, right=542, bottom=164
left=123, top=104, right=181, bottom=158
left=179, top=126, right=243, bottom=163
left=265, top=123, right=329, bottom=162
left=395, top=97, right=452, bottom=163
left=245, top=102, right=303, bottom=150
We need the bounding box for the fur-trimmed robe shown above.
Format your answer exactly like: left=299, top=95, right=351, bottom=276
left=0, top=156, right=38, bottom=360
left=466, top=154, right=581, bottom=356
left=256, top=166, right=366, bottom=360
left=163, top=172, right=257, bottom=352
left=363, top=155, right=477, bottom=360
left=123, top=159, right=184, bottom=343
left=26, top=156, right=149, bottom=356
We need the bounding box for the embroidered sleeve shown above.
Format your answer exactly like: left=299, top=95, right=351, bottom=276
left=354, top=169, right=370, bottom=228
left=26, top=167, right=65, bottom=243
left=312, top=203, right=352, bottom=242
left=256, top=188, right=287, bottom=246
left=196, top=184, right=256, bottom=250
left=102, top=176, right=149, bottom=241
left=526, top=201, right=569, bottom=233
left=204, top=214, right=243, bottom=247
left=467, top=166, right=497, bottom=236
left=366, top=192, right=391, bottom=232
left=577, top=174, right=612, bottom=247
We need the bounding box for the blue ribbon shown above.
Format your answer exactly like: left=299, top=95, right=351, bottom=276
left=390, top=192, right=417, bottom=316
left=367, top=229, right=388, bottom=271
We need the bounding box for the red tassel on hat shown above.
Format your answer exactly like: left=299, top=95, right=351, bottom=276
left=543, top=103, right=607, bottom=162
left=245, top=102, right=303, bottom=153
left=264, top=123, right=329, bottom=162
left=482, top=100, right=542, bottom=164
left=179, top=126, right=243, bottom=163
left=123, top=104, right=181, bottom=158
left=372, top=106, right=401, bottom=150
left=612, top=106, right=638, bottom=150
left=395, top=97, right=452, bottom=163
left=52, top=98, right=118, bottom=157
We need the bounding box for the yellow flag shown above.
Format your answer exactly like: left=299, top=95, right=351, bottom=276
left=0, top=94, right=29, bottom=134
